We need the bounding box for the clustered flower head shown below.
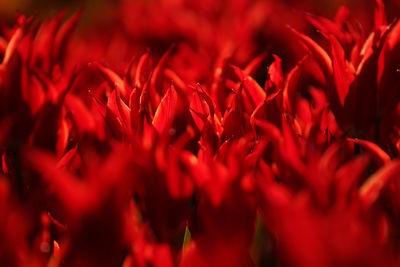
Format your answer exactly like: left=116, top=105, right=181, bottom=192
left=1, top=0, right=400, bottom=266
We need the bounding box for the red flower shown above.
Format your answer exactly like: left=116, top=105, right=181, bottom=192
left=1, top=1, right=400, bottom=266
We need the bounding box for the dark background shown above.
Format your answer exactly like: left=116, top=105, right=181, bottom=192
left=1, top=0, right=400, bottom=25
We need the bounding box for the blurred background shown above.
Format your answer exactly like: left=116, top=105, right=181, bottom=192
left=1, top=0, right=400, bottom=23
left=0, top=0, right=114, bottom=26
left=2, top=0, right=400, bottom=79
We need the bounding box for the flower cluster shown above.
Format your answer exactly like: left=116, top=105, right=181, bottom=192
left=1, top=0, right=400, bottom=266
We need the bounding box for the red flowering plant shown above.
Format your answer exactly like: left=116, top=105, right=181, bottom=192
left=1, top=0, right=400, bottom=266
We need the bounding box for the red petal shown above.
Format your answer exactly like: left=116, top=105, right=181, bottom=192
left=94, top=62, right=129, bottom=98
left=152, top=83, right=178, bottom=133
left=359, top=160, right=400, bottom=208
left=243, top=53, right=266, bottom=77
left=135, top=52, right=152, bottom=90
left=190, top=89, right=209, bottom=132
left=57, top=146, right=78, bottom=169
left=283, top=57, right=304, bottom=114
left=348, top=138, right=390, bottom=166
left=343, top=27, right=389, bottom=132
left=252, top=118, right=281, bottom=142
left=306, top=13, right=346, bottom=44
left=266, top=54, right=284, bottom=92
left=65, top=94, right=96, bottom=135
left=31, top=11, right=65, bottom=73
left=150, top=47, right=173, bottom=102
left=116, top=90, right=131, bottom=130
left=242, top=77, right=265, bottom=109
left=288, top=25, right=332, bottom=80
left=234, top=65, right=265, bottom=106
left=328, top=34, right=355, bottom=106
left=2, top=26, right=24, bottom=66
left=24, top=149, right=87, bottom=215
left=373, top=0, right=387, bottom=31
left=335, top=155, right=370, bottom=206
left=53, top=9, right=83, bottom=65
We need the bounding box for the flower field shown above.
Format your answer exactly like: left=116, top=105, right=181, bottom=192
left=1, top=0, right=400, bottom=266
